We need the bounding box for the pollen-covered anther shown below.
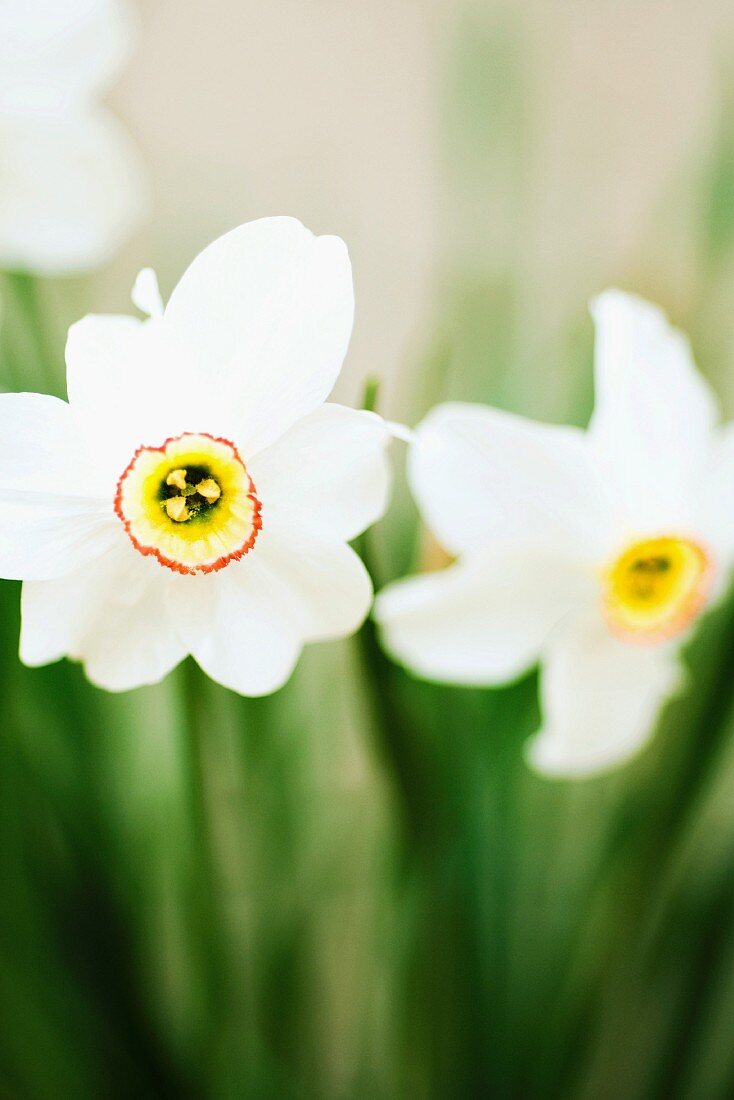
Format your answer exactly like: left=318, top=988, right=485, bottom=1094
left=602, top=535, right=713, bottom=644
left=196, top=478, right=221, bottom=503
left=115, top=432, right=262, bottom=574
left=165, top=496, right=191, bottom=523
left=166, top=468, right=188, bottom=492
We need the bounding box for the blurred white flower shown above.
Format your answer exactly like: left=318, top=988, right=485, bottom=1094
left=0, top=0, right=146, bottom=274
left=0, top=217, right=392, bottom=694
left=376, top=291, right=734, bottom=778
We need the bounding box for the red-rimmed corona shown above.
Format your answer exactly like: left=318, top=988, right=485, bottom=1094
left=115, top=433, right=262, bottom=574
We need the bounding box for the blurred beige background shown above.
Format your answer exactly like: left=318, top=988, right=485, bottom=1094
left=99, top=0, right=734, bottom=413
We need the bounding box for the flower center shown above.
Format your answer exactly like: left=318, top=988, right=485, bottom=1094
left=601, top=535, right=713, bottom=644
left=115, top=432, right=262, bottom=574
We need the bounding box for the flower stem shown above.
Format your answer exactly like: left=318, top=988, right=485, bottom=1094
left=354, top=590, right=433, bottom=849
left=621, top=592, right=734, bottom=883
left=2, top=272, right=61, bottom=393
left=355, top=375, right=433, bottom=847
left=550, top=593, right=734, bottom=1098
left=180, top=659, right=228, bottom=1067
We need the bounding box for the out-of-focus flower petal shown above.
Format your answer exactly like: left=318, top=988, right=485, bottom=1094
left=526, top=612, right=683, bottom=778
left=0, top=0, right=135, bottom=109
left=375, top=547, right=591, bottom=686
left=407, top=402, right=607, bottom=561
left=0, top=107, right=146, bottom=274
left=589, top=290, right=720, bottom=534
left=379, top=291, right=724, bottom=776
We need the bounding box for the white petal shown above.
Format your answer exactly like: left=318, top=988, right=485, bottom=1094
left=66, top=313, right=152, bottom=418
left=65, top=313, right=155, bottom=483
left=131, top=267, right=163, bottom=318
left=172, top=569, right=302, bottom=698
left=692, top=422, right=734, bottom=573
left=66, top=312, right=142, bottom=416
left=173, top=528, right=372, bottom=697
left=21, top=544, right=186, bottom=690
left=0, top=392, right=95, bottom=492
left=588, top=290, right=720, bottom=533
left=0, top=491, right=119, bottom=580
left=0, top=392, right=116, bottom=579
left=65, top=313, right=216, bottom=485
left=527, top=612, right=683, bottom=779
left=249, top=405, right=392, bottom=542
left=384, top=419, right=415, bottom=444
left=408, top=402, right=607, bottom=560
left=163, top=217, right=354, bottom=455
left=0, top=0, right=135, bottom=109
left=252, top=525, right=374, bottom=641
left=375, top=547, right=591, bottom=686
left=0, top=106, right=146, bottom=274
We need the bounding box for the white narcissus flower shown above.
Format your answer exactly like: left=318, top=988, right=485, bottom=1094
left=375, top=291, right=734, bottom=778
left=0, top=217, right=393, bottom=694
left=0, top=0, right=146, bottom=274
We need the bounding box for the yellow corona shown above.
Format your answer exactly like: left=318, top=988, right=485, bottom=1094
left=602, top=536, right=712, bottom=643
left=115, top=432, right=262, bottom=574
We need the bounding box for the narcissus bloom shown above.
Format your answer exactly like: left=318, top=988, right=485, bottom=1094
left=376, top=291, right=734, bottom=777
left=0, top=217, right=392, bottom=694
left=0, top=0, right=146, bottom=273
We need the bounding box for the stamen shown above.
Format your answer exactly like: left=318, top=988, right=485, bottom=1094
left=196, top=478, right=221, bottom=503
left=166, top=468, right=188, bottom=492
left=165, top=497, right=191, bottom=522
left=115, top=432, right=262, bottom=574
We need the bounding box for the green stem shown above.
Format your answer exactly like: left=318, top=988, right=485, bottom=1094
left=180, top=659, right=227, bottom=1069
left=354, top=375, right=427, bottom=843
left=550, top=594, right=734, bottom=1097
left=2, top=272, right=61, bottom=393
left=620, top=593, right=734, bottom=886
left=355, top=602, right=427, bottom=848
left=651, top=852, right=734, bottom=1100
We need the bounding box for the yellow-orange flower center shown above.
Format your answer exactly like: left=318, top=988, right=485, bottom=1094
left=115, top=433, right=262, bottom=574
left=602, top=535, right=712, bottom=644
